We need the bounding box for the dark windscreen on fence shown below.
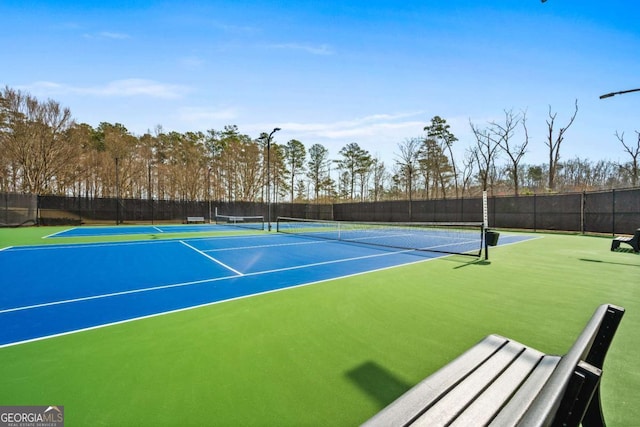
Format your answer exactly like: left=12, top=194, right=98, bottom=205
left=9, top=188, right=640, bottom=233
left=583, top=189, right=640, bottom=234
left=0, top=193, right=37, bottom=227
left=334, top=189, right=639, bottom=234
left=334, top=199, right=483, bottom=223
left=533, top=193, right=583, bottom=231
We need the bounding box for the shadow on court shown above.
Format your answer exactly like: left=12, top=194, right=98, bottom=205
left=580, top=258, right=640, bottom=268
left=346, top=361, right=411, bottom=410
left=452, top=258, right=491, bottom=269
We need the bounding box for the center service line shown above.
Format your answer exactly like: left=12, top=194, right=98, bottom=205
left=179, top=240, right=244, bottom=276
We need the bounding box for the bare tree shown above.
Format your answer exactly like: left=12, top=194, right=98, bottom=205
left=395, top=138, right=421, bottom=219
left=545, top=100, right=578, bottom=191
left=1, top=87, right=76, bottom=194
left=460, top=148, right=477, bottom=197
left=615, top=131, right=640, bottom=187
left=370, top=158, right=387, bottom=202
left=492, top=109, right=529, bottom=195
left=469, top=120, right=501, bottom=193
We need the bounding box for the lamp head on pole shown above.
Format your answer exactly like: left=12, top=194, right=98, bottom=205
left=268, top=127, right=281, bottom=141
left=267, top=127, right=281, bottom=148
left=599, top=88, right=640, bottom=99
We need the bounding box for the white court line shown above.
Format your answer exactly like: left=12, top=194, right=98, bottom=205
left=0, top=246, right=416, bottom=316
left=0, top=251, right=434, bottom=349
left=7, top=232, right=274, bottom=252
left=179, top=240, right=244, bottom=276
left=0, top=276, right=232, bottom=315
left=153, top=226, right=164, bottom=233
left=0, top=246, right=13, bottom=252
left=0, top=236, right=544, bottom=348
left=42, top=227, right=77, bottom=239
left=5, top=238, right=179, bottom=252
left=202, top=239, right=327, bottom=252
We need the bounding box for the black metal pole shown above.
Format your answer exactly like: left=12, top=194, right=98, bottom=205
left=612, top=189, right=616, bottom=236
left=115, top=157, right=120, bottom=225
left=484, top=228, right=489, bottom=261
left=207, top=167, right=212, bottom=223
left=148, top=163, right=153, bottom=225
left=267, top=137, right=271, bottom=231
left=266, top=128, right=281, bottom=232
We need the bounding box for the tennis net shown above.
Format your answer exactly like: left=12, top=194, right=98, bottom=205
left=276, top=217, right=484, bottom=257
left=215, top=214, right=265, bottom=231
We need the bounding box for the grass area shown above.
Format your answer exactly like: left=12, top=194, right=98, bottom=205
left=0, top=227, right=638, bottom=425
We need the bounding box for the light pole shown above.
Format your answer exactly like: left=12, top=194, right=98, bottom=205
left=148, top=162, right=154, bottom=225
left=115, top=156, right=120, bottom=225
left=207, top=166, right=212, bottom=223
left=600, top=88, right=640, bottom=99
left=266, top=127, right=281, bottom=231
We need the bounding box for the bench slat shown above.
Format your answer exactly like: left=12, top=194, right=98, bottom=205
left=488, top=355, right=561, bottom=425
left=450, top=348, right=552, bottom=426
left=412, top=340, right=533, bottom=426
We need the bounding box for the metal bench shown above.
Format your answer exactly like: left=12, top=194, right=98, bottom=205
left=611, top=228, right=640, bottom=252
left=185, top=216, right=205, bottom=224
left=362, top=304, right=624, bottom=427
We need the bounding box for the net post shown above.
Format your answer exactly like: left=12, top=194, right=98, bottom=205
left=483, top=191, right=489, bottom=260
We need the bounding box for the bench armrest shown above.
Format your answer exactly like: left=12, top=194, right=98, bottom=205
left=516, top=304, right=624, bottom=426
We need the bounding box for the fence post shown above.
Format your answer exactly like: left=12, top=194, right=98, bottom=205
left=581, top=191, right=585, bottom=234
left=36, top=194, right=40, bottom=226
left=612, top=189, right=616, bottom=236
left=533, top=193, right=537, bottom=232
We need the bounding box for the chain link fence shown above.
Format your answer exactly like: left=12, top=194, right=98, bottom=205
left=3, top=188, right=638, bottom=235
left=0, top=193, right=37, bottom=227
left=334, top=188, right=640, bottom=235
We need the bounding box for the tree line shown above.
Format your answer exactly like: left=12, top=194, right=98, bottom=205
left=1, top=86, right=638, bottom=204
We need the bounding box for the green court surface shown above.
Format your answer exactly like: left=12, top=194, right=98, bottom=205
left=0, top=227, right=638, bottom=426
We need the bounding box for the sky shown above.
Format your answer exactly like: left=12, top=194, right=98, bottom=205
left=2, top=0, right=639, bottom=167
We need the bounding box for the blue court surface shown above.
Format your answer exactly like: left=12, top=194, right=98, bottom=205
left=0, top=232, right=533, bottom=347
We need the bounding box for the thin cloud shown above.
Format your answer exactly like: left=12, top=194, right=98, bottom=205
left=83, top=31, right=131, bottom=40
left=22, top=79, right=189, bottom=99
left=90, top=79, right=188, bottom=98
left=252, top=112, right=425, bottom=141
left=213, top=22, right=260, bottom=35
left=179, top=56, right=205, bottom=69
left=178, top=106, right=239, bottom=122
left=99, top=31, right=130, bottom=40
left=268, top=43, right=334, bottom=55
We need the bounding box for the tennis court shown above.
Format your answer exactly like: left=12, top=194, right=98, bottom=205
left=1, top=225, right=637, bottom=426
left=1, top=224, right=531, bottom=347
